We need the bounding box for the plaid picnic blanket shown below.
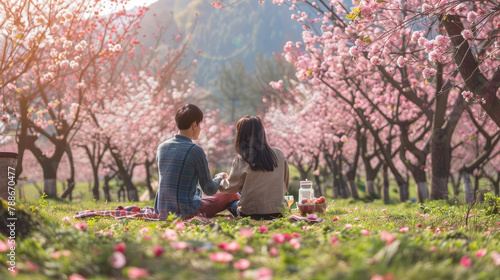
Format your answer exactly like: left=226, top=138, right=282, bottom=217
left=73, top=205, right=214, bottom=223
left=289, top=213, right=325, bottom=223
left=73, top=205, right=159, bottom=221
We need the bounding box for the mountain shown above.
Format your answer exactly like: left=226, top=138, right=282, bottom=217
left=139, top=0, right=303, bottom=96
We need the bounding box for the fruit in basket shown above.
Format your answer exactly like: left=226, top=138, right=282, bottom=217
left=298, top=203, right=314, bottom=216
left=313, top=196, right=326, bottom=204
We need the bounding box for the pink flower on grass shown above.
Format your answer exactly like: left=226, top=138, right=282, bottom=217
left=61, top=217, right=71, bottom=223
left=128, top=267, right=150, bottom=279
left=161, top=229, right=177, bottom=240
left=269, top=247, right=279, bottom=256
left=233, top=258, right=251, bottom=270
left=331, top=235, right=339, bottom=245
left=243, top=246, right=255, bottom=254
left=273, top=233, right=285, bottom=244
left=113, top=243, right=126, bottom=253
left=333, top=216, right=339, bottom=221
left=475, top=249, right=487, bottom=257
left=293, top=232, right=301, bottom=238
left=381, top=231, right=396, bottom=245
left=69, top=274, right=86, bottom=280
left=209, top=251, right=234, bottom=263
left=302, top=226, right=311, bottom=230
left=74, top=222, right=88, bottom=231
left=255, top=267, right=273, bottom=280
left=219, top=241, right=240, bottom=251
left=461, top=256, right=473, bottom=269
left=139, top=228, right=149, bottom=234
left=417, top=223, right=422, bottom=228
left=240, top=227, right=255, bottom=237
left=26, top=261, right=39, bottom=271
left=258, top=225, right=268, bottom=233
left=491, top=251, right=500, bottom=266
left=289, top=238, right=301, bottom=249
left=400, top=227, right=409, bottom=233
left=345, top=224, right=352, bottom=229
left=175, top=222, right=185, bottom=231
left=171, top=241, right=188, bottom=250
left=381, top=209, right=387, bottom=213
left=371, top=275, right=384, bottom=280
left=0, top=239, right=8, bottom=252
left=109, top=252, right=126, bottom=269
left=429, top=246, right=438, bottom=252
left=354, top=218, right=360, bottom=221
left=153, top=245, right=164, bottom=257
left=361, top=229, right=370, bottom=236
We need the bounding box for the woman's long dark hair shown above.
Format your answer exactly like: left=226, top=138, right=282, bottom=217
left=235, top=115, right=277, bottom=172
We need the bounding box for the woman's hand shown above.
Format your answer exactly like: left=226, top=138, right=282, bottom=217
left=215, top=172, right=228, bottom=179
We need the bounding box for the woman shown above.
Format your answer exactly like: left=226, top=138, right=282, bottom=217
left=219, top=115, right=289, bottom=220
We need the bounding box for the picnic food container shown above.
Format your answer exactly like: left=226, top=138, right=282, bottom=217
left=297, top=203, right=315, bottom=216
left=298, top=180, right=314, bottom=203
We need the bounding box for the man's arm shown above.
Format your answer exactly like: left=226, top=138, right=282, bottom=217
left=193, top=146, right=221, bottom=196
left=220, top=158, right=246, bottom=193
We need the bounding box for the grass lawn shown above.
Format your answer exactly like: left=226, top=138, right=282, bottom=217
left=1, top=193, right=499, bottom=280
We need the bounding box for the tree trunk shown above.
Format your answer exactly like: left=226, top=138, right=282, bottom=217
left=145, top=159, right=155, bottom=200
left=61, top=146, right=76, bottom=200
left=413, top=168, right=429, bottom=202
left=366, top=180, right=376, bottom=197
left=92, top=167, right=100, bottom=200
left=60, top=179, right=75, bottom=201
left=103, top=175, right=112, bottom=202
left=314, top=174, right=323, bottom=197
left=382, top=164, right=390, bottom=204
left=42, top=160, right=59, bottom=197
left=348, top=180, right=359, bottom=199
left=463, top=173, right=474, bottom=204
left=337, top=155, right=349, bottom=198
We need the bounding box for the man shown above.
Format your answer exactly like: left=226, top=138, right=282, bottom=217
left=154, top=104, right=240, bottom=220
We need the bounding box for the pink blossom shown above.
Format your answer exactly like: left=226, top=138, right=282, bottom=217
left=26, top=261, right=39, bottom=271
left=302, top=225, right=311, bottom=230
left=461, top=29, right=473, bottom=39
left=74, top=222, right=88, bottom=231
left=467, top=11, right=478, bottom=22
left=153, top=245, right=164, bottom=257
left=69, top=274, right=86, bottom=280
left=139, top=228, right=149, bottom=234
left=109, top=252, right=126, bottom=269
left=348, top=46, right=361, bottom=57
left=380, top=231, right=396, bottom=245
left=128, top=267, right=150, bottom=279
left=331, top=235, right=339, bottom=245
left=170, top=241, right=188, bottom=250
left=255, top=267, right=273, bottom=280
left=161, top=229, right=178, bottom=240
left=422, top=67, right=436, bottom=80
left=61, top=216, right=71, bottom=223
left=283, top=41, right=294, bottom=52
left=293, top=232, right=301, bottom=238
left=400, top=227, right=409, bottom=233
left=175, top=222, right=185, bottom=230
left=491, top=251, right=500, bottom=265
left=417, top=223, right=422, bottom=228
left=422, top=4, right=433, bottom=13
left=354, top=218, right=360, bottom=221
left=219, top=241, right=240, bottom=251
left=462, top=91, right=473, bottom=102
left=289, top=238, right=301, bottom=249
left=233, top=258, right=251, bottom=270
left=273, top=233, right=286, bottom=244
left=258, top=225, right=269, bottom=233
left=209, top=251, right=234, bottom=263
left=243, top=245, right=255, bottom=254
left=345, top=224, right=352, bottom=229
left=113, top=243, right=126, bottom=253
left=397, top=56, right=407, bottom=68
left=473, top=248, right=488, bottom=258
left=429, top=246, right=438, bottom=252
left=313, top=170, right=320, bottom=176
left=211, top=2, right=224, bottom=9
left=461, top=256, right=473, bottom=269
left=269, top=247, right=279, bottom=256
left=381, top=209, right=387, bottom=213
left=371, top=275, right=384, bottom=280
left=370, top=56, right=381, bottom=65
left=333, top=216, right=339, bottom=221
left=361, top=229, right=370, bottom=236
left=240, top=227, right=255, bottom=237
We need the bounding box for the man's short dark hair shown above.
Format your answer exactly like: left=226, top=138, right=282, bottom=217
left=175, top=104, right=203, bottom=130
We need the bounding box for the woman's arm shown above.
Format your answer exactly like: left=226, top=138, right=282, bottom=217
left=219, top=158, right=246, bottom=193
